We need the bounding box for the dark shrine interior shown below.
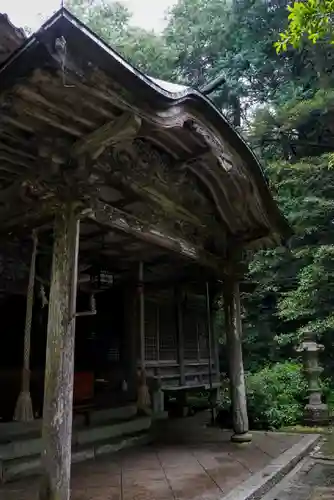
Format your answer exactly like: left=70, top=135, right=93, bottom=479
left=0, top=211, right=217, bottom=423
left=0, top=285, right=128, bottom=422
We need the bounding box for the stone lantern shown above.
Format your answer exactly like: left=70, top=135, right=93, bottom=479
left=296, top=329, right=329, bottom=426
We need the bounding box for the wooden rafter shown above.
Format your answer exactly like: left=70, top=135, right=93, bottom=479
left=0, top=161, right=25, bottom=175
left=15, top=85, right=98, bottom=129
left=0, top=151, right=32, bottom=171
left=12, top=98, right=84, bottom=137
left=1, top=115, right=34, bottom=133
left=0, top=142, right=37, bottom=161
left=71, top=112, right=142, bottom=159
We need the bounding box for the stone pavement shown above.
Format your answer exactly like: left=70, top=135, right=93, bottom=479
left=261, top=458, right=334, bottom=500
left=0, top=419, right=305, bottom=500
left=261, top=436, right=334, bottom=500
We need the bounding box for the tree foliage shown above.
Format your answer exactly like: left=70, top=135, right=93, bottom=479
left=276, top=0, right=334, bottom=52
left=66, top=0, right=177, bottom=77
left=220, top=361, right=308, bottom=429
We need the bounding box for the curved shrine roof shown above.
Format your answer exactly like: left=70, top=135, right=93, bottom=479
left=0, top=8, right=291, bottom=281
left=0, top=13, right=25, bottom=64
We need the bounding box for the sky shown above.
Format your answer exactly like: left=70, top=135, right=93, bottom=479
left=0, top=0, right=175, bottom=32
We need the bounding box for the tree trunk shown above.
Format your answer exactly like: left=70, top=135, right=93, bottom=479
left=223, top=279, right=251, bottom=443
left=39, top=206, right=80, bottom=500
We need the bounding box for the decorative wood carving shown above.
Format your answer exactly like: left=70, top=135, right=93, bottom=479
left=188, top=120, right=233, bottom=171
left=88, top=201, right=228, bottom=276
left=95, top=138, right=226, bottom=249
left=72, top=113, right=142, bottom=160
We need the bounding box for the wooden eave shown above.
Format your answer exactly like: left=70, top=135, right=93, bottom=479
left=0, top=8, right=291, bottom=289
left=0, top=13, right=25, bottom=64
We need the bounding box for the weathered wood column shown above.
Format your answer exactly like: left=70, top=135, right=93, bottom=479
left=205, top=282, right=217, bottom=424
left=122, top=285, right=138, bottom=401
left=136, top=261, right=151, bottom=414
left=39, top=206, right=80, bottom=500
left=212, top=305, right=221, bottom=384
left=223, top=278, right=252, bottom=443
left=139, top=261, right=145, bottom=370
left=175, top=287, right=185, bottom=386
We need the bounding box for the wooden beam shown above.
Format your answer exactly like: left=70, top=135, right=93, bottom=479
left=87, top=201, right=227, bottom=277
left=2, top=115, right=34, bottom=133
left=0, top=126, right=39, bottom=149
left=12, top=98, right=84, bottom=137
left=72, top=113, right=141, bottom=160
left=31, top=69, right=129, bottom=114
left=136, top=184, right=204, bottom=228
left=16, top=85, right=97, bottom=129
left=0, top=171, right=15, bottom=181
left=39, top=206, right=80, bottom=500
left=29, top=70, right=116, bottom=120
left=0, top=150, right=33, bottom=170
left=0, top=142, right=37, bottom=161
left=0, top=164, right=21, bottom=177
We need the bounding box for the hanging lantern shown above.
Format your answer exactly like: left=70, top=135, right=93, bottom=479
left=90, top=266, right=114, bottom=291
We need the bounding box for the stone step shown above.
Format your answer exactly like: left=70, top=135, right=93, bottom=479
left=2, top=430, right=151, bottom=483
left=0, top=414, right=150, bottom=461
left=73, top=415, right=151, bottom=447
left=0, top=404, right=137, bottom=443
left=0, top=417, right=152, bottom=483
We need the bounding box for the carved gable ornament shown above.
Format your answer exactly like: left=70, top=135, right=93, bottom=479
left=189, top=121, right=233, bottom=172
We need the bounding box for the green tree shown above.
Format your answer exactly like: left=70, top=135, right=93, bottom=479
left=240, top=154, right=334, bottom=376
left=67, top=0, right=131, bottom=41
left=274, top=156, right=334, bottom=340
left=276, top=0, right=334, bottom=52
left=164, top=0, right=306, bottom=122
left=66, top=0, right=177, bottom=77
left=243, top=79, right=334, bottom=367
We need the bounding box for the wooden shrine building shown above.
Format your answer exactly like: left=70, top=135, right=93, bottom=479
left=0, top=9, right=290, bottom=500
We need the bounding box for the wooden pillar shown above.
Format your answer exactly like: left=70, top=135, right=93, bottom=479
left=39, top=206, right=80, bottom=500
left=123, top=285, right=138, bottom=401
left=209, top=288, right=220, bottom=384
left=152, top=305, right=164, bottom=415
left=223, top=278, right=252, bottom=443
left=175, top=287, right=185, bottom=386
left=212, top=308, right=220, bottom=384
left=136, top=261, right=151, bottom=414
left=205, top=283, right=213, bottom=385
left=205, top=282, right=216, bottom=424
left=139, top=261, right=145, bottom=370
